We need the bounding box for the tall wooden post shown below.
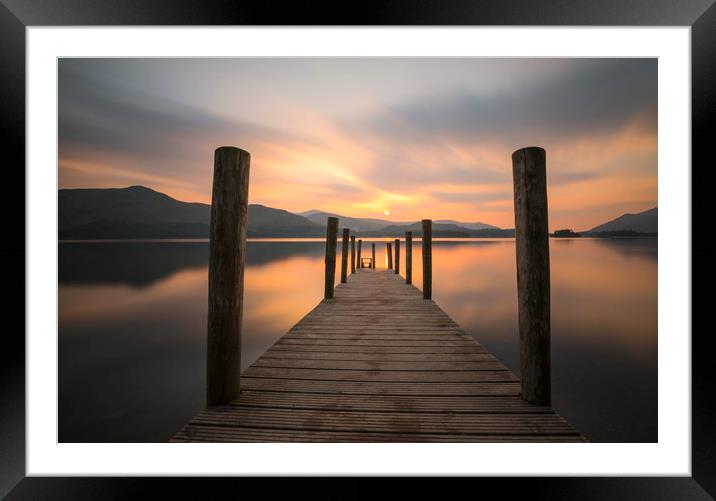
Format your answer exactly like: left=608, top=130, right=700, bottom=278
left=207, top=146, right=250, bottom=406
left=371, top=243, right=376, bottom=269
left=512, top=146, right=551, bottom=406
left=324, top=217, right=338, bottom=299
left=394, top=239, right=401, bottom=274
left=405, top=232, right=413, bottom=284
left=422, top=219, right=432, bottom=300
left=350, top=235, right=356, bottom=273
left=357, top=239, right=362, bottom=268
left=341, top=228, right=350, bottom=283
left=387, top=242, right=393, bottom=269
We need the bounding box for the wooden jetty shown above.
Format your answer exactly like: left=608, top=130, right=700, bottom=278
left=172, top=267, right=584, bottom=442
left=171, top=145, right=585, bottom=443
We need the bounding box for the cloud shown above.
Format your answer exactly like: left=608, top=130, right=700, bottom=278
left=58, top=58, right=658, bottom=228
left=347, top=59, right=656, bottom=146
left=58, top=59, right=325, bottom=200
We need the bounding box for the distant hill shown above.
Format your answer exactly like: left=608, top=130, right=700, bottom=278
left=358, top=221, right=514, bottom=238
left=587, top=207, right=658, bottom=234
left=434, top=219, right=499, bottom=231
left=299, top=210, right=413, bottom=232
left=300, top=210, right=501, bottom=233
left=59, top=186, right=324, bottom=239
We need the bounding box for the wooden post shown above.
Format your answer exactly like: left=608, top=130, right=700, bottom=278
left=341, top=228, right=349, bottom=283
left=394, top=239, right=401, bottom=274
left=207, top=146, right=250, bottom=406
left=512, top=146, right=551, bottom=406
left=350, top=235, right=356, bottom=273
left=387, top=242, right=393, bottom=269
left=422, top=219, right=432, bottom=300
left=372, top=243, right=376, bottom=269
left=405, top=232, right=413, bottom=284
left=357, top=239, right=362, bottom=268
left=324, top=217, right=338, bottom=299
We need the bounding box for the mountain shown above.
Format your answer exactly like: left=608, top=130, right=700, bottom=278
left=434, top=219, right=499, bottom=231
left=300, top=210, right=501, bottom=232
left=300, top=210, right=412, bottom=232
left=59, top=186, right=324, bottom=239
left=248, top=205, right=326, bottom=236
left=587, top=207, right=658, bottom=234
left=358, top=221, right=514, bottom=238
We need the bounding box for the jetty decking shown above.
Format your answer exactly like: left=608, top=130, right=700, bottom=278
left=171, top=268, right=585, bottom=443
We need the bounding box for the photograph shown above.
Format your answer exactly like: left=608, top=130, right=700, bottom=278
left=57, top=57, right=658, bottom=444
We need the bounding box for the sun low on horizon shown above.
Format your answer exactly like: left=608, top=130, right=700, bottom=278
left=58, top=58, right=657, bottom=230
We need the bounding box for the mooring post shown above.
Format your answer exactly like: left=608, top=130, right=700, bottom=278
left=422, top=219, right=432, bottom=300
left=341, top=228, right=350, bottom=283
left=324, top=217, right=338, bottom=299
left=357, top=239, right=362, bottom=268
left=350, top=235, right=356, bottom=273
left=512, top=146, right=551, bottom=406
left=394, top=239, right=401, bottom=274
left=372, top=243, right=376, bottom=268
left=207, top=146, right=250, bottom=406
left=405, top=232, right=413, bottom=284
left=387, top=242, right=393, bottom=269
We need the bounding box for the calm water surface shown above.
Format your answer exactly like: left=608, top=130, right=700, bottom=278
left=59, top=238, right=657, bottom=442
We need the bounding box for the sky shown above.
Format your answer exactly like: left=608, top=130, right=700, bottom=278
left=58, top=58, right=657, bottom=230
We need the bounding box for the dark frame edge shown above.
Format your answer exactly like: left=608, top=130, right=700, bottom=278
left=0, top=0, right=27, bottom=499
left=1, top=0, right=714, bottom=498
left=692, top=0, right=716, bottom=498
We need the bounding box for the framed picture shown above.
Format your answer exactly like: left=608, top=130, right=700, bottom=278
left=2, top=0, right=712, bottom=498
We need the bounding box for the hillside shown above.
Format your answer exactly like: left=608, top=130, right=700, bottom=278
left=358, top=221, right=514, bottom=238
left=434, top=219, right=499, bottom=231
left=301, top=210, right=501, bottom=233
left=300, top=210, right=413, bottom=232
left=59, top=186, right=324, bottom=239
left=587, top=207, right=658, bottom=234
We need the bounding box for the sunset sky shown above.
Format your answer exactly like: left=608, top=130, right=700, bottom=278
left=58, top=58, right=657, bottom=230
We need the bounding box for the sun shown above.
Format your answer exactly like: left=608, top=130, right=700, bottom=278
left=383, top=210, right=390, bottom=216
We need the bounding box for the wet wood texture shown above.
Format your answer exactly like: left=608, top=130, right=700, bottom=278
left=324, top=217, right=338, bottom=299
left=405, top=232, right=413, bottom=284
left=512, top=146, right=551, bottom=406
left=206, top=147, right=250, bottom=405
left=341, top=228, right=349, bottom=284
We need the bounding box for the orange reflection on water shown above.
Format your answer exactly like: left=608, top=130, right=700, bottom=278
left=59, top=266, right=207, bottom=326
left=243, top=255, right=325, bottom=334
left=405, top=239, right=656, bottom=354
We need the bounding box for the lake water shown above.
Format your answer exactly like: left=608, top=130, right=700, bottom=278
left=59, top=238, right=657, bottom=443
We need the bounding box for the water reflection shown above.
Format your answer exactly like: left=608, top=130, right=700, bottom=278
left=59, top=241, right=325, bottom=287
left=59, top=238, right=657, bottom=443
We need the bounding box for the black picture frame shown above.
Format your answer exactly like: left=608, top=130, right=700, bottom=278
left=1, top=1, right=713, bottom=498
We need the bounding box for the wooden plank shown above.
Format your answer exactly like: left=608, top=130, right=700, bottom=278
left=183, top=407, right=579, bottom=435
left=231, top=391, right=553, bottom=413
left=285, top=333, right=471, bottom=340
left=267, top=345, right=489, bottom=354
left=171, top=425, right=587, bottom=443
left=240, top=378, right=522, bottom=396
left=262, top=350, right=495, bottom=361
left=243, top=366, right=518, bottom=382
left=253, top=358, right=506, bottom=371
left=275, top=339, right=479, bottom=347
